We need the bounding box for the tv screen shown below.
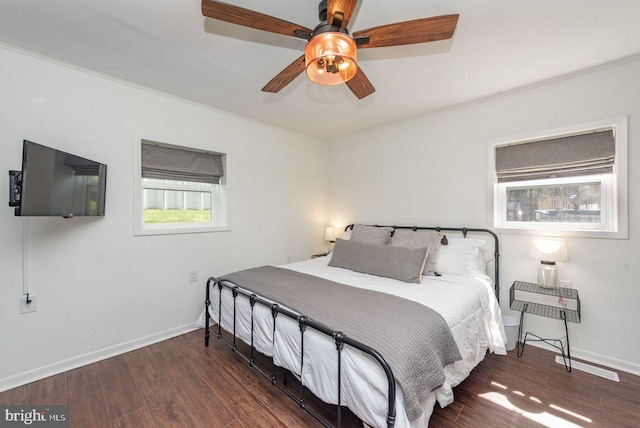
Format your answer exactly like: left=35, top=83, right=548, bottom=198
left=16, top=140, right=107, bottom=217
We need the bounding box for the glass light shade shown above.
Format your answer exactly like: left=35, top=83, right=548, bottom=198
left=305, top=32, right=357, bottom=85
left=537, top=261, right=558, bottom=288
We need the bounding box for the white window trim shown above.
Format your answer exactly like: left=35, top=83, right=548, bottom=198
left=488, top=117, right=628, bottom=239
left=133, top=133, right=231, bottom=236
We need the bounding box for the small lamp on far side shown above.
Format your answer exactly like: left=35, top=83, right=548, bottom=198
left=325, top=227, right=337, bottom=252
left=529, top=237, right=568, bottom=288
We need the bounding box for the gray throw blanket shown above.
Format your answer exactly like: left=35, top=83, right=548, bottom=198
left=219, top=266, right=461, bottom=421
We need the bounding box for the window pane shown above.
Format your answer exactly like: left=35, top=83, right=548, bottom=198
left=143, top=188, right=164, bottom=209
left=142, top=178, right=188, bottom=185
left=506, top=181, right=601, bottom=223
left=143, top=189, right=211, bottom=224
left=142, top=178, right=163, bottom=184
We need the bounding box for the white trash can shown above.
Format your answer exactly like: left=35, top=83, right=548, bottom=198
left=502, top=315, right=520, bottom=351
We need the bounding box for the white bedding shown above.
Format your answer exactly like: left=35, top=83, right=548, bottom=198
left=196, top=255, right=507, bottom=428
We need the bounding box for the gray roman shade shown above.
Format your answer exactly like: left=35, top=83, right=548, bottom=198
left=141, top=142, right=224, bottom=184
left=495, top=129, right=615, bottom=183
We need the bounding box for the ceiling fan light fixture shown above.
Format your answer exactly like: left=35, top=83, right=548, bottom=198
left=305, top=32, right=357, bottom=85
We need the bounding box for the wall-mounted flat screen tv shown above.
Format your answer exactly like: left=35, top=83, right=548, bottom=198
left=14, top=140, right=107, bottom=217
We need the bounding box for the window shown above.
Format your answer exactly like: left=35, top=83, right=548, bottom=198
left=490, top=117, right=627, bottom=239
left=134, top=138, right=230, bottom=235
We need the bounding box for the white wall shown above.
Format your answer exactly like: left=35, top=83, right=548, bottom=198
left=327, top=59, right=640, bottom=374
left=2, top=42, right=637, bottom=390
left=0, top=46, right=328, bottom=389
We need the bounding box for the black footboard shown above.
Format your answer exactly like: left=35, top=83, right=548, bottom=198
left=204, top=277, right=397, bottom=428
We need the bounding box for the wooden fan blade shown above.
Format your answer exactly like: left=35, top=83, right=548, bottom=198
left=353, top=14, right=459, bottom=48
left=262, top=55, right=306, bottom=93
left=327, top=0, right=358, bottom=29
left=345, top=66, right=375, bottom=99
left=202, top=0, right=313, bottom=40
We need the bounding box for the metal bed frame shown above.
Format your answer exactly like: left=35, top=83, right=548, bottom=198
left=204, top=225, right=500, bottom=428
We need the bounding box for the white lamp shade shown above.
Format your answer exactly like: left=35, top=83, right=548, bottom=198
left=325, top=227, right=336, bottom=242
left=529, top=237, right=568, bottom=262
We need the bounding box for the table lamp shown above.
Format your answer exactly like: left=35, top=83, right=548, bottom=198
left=325, top=226, right=337, bottom=253
left=529, top=237, right=568, bottom=288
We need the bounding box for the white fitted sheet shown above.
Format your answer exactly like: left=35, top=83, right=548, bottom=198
left=196, top=255, right=507, bottom=428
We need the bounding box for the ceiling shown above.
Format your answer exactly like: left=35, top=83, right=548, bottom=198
left=1, top=0, right=639, bottom=140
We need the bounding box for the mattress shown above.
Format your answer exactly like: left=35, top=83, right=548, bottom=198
left=196, top=255, right=507, bottom=427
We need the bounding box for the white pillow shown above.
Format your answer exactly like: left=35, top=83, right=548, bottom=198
left=436, top=238, right=487, bottom=275
left=340, top=229, right=351, bottom=240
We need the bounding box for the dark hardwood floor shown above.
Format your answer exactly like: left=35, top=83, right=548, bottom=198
left=1, top=329, right=638, bottom=427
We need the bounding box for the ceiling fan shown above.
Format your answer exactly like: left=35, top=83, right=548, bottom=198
left=201, top=0, right=459, bottom=99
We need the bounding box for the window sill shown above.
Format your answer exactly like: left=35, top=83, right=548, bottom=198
left=494, top=226, right=627, bottom=240
left=135, top=224, right=232, bottom=236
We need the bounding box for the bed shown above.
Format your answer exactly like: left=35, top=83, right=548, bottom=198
left=196, top=225, right=507, bottom=427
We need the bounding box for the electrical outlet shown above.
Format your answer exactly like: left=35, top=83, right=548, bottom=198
left=20, top=295, right=37, bottom=314
left=559, top=280, right=573, bottom=289
left=286, top=255, right=292, bottom=264
left=189, top=270, right=198, bottom=283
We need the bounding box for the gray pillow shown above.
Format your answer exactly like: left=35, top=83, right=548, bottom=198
left=390, top=230, right=443, bottom=275
left=350, top=224, right=394, bottom=245
left=329, top=238, right=429, bottom=283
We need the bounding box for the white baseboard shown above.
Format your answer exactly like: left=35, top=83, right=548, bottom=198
left=0, top=323, right=199, bottom=393
left=570, top=347, right=640, bottom=377
left=523, top=341, right=640, bottom=376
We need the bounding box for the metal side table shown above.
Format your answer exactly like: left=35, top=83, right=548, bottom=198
left=509, top=280, right=581, bottom=371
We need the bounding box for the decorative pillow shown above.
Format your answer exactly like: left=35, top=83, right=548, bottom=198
left=329, top=239, right=429, bottom=283
left=390, top=230, right=443, bottom=275
left=350, top=224, right=394, bottom=246
left=436, top=238, right=487, bottom=275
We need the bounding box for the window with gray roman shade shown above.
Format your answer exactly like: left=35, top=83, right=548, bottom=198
left=495, top=129, right=615, bottom=183
left=141, top=141, right=224, bottom=184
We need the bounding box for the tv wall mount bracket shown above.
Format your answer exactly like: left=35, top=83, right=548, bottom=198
left=9, top=170, right=22, bottom=207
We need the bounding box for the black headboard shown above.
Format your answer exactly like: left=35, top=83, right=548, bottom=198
left=344, top=224, right=500, bottom=301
